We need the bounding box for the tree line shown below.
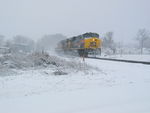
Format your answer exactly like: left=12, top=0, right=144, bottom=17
left=102, top=28, right=150, bottom=55
left=0, top=34, right=66, bottom=54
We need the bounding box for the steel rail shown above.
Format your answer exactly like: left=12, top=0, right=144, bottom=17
left=87, top=57, right=150, bottom=65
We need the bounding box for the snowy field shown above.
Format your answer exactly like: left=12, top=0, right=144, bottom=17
left=0, top=54, right=150, bottom=113
left=99, top=54, right=150, bottom=62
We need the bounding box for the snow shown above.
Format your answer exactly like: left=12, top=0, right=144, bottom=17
left=0, top=54, right=150, bottom=113
left=99, top=54, right=150, bottom=62
left=1, top=85, right=150, bottom=113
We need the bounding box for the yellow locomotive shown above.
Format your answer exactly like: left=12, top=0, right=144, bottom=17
left=56, top=32, right=102, bottom=57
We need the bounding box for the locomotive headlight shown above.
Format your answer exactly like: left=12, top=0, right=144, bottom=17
left=93, top=38, right=97, bottom=41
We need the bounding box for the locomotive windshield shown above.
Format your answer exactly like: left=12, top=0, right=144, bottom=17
left=83, top=33, right=99, bottom=38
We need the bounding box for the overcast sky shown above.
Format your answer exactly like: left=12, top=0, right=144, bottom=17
left=0, top=0, right=150, bottom=43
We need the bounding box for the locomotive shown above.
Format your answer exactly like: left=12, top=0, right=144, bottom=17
left=56, top=32, right=102, bottom=57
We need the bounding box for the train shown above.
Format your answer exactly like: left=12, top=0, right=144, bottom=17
left=56, top=32, right=102, bottom=57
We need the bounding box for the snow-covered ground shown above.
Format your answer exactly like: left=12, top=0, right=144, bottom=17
left=99, top=54, right=150, bottom=62
left=0, top=54, right=150, bottom=113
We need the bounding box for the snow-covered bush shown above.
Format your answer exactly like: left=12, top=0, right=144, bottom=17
left=0, top=52, right=96, bottom=76
left=28, top=51, right=95, bottom=73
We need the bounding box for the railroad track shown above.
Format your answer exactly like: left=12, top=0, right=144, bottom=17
left=87, top=57, right=150, bottom=65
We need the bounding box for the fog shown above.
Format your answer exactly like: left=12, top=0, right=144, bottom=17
left=0, top=0, right=150, bottom=43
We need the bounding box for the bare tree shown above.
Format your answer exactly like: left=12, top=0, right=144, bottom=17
left=12, top=35, right=35, bottom=53
left=144, top=37, right=150, bottom=49
left=136, top=29, right=150, bottom=54
left=102, top=32, right=116, bottom=54
left=36, top=34, right=66, bottom=51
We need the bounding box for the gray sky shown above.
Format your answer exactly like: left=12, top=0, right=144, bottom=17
left=0, top=0, right=150, bottom=43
